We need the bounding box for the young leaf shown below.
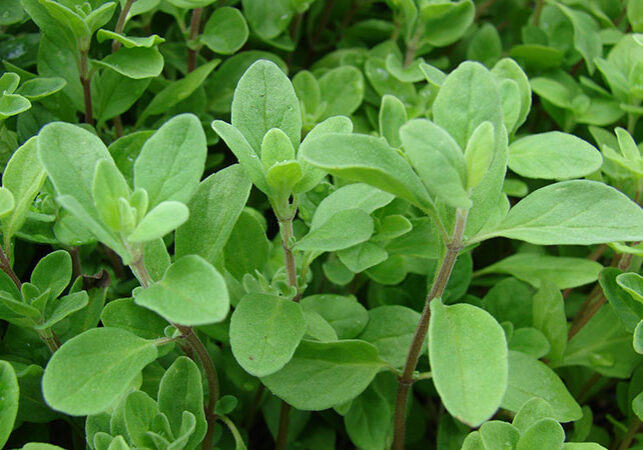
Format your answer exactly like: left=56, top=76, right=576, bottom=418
left=175, top=165, right=252, bottom=266
left=42, top=327, right=158, bottom=415
left=92, top=159, right=131, bottom=231
left=502, top=351, right=582, bottom=422
left=464, top=121, right=495, bottom=190
left=93, top=47, right=164, bottom=79
left=133, top=113, right=206, bottom=208
left=30, top=250, right=71, bottom=298
left=134, top=255, right=229, bottom=326
left=399, top=118, right=470, bottom=208
left=379, top=94, right=407, bottom=148
left=0, top=360, right=19, bottom=448
left=231, top=59, right=301, bottom=152
left=299, top=133, right=433, bottom=210
left=429, top=299, right=508, bottom=427
left=127, top=201, right=189, bottom=243
left=158, top=357, right=206, bottom=450
left=230, top=293, right=306, bottom=377
left=261, top=339, right=386, bottom=411
left=475, top=181, right=643, bottom=245
left=36, top=291, right=89, bottom=330
left=532, top=282, right=567, bottom=361
left=508, top=132, right=603, bottom=180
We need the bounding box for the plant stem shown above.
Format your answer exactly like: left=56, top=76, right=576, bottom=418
left=618, top=417, right=642, bottom=450
left=112, top=0, right=136, bottom=52
left=533, top=0, right=545, bottom=26
left=404, top=27, right=423, bottom=68
left=276, top=210, right=299, bottom=449
left=130, top=257, right=220, bottom=450
left=392, top=208, right=468, bottom=450
left=0, top=245, right=21, bottom=289
left=79, top=49, right=94, bottom=126
left=187, top=7, right=202, bottom=73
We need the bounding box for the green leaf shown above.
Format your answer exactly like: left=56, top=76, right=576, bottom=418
left=175, top=165, right=252, bottom=267
left=479, top=421, right=520, bottom=450
left=265, top=160, right=303, bottom=199
left=400, top=118, right=470, bottom=209
left=134, top=255, right=229, bottom=326
left=318, top=66, right=364, bottom=120
left=94, top=71, right=151, bottom=124
left=17, top=77, right=66, bottom=100
left=379, top=94, right=407, bottom=148
left=512, top=397, right=556, bottom=432
left=419, top=0, right=475, bottom=47
left=42, top=327, right=158, bottom=415
left=261, top=339, right=386, bottom=411
left=230, top=293, right=306, bottom=377
left=508, top=132, right=603, bottom=180
left=509, top=328, right=551, bottom=359
left=101, top=297, right=168, bottom=339
left=223, top=208, right=270, bottom=279
left=464, top=121, right=495, bottom=191
left=0, top=187, right=14, bottom=218
left=516, top=418, right=565, bottom=450
left=261, top=128, right=295, bottom=170
left=300, top=294, right=368, bottom=339
left=92, top=159, right=131, bottom=231
left=30, top=250, right=71, bottom=298
left=0, top=93, right=30, bottom=119
left=134, top=113, right=206, bottom=208
left=84, top=2, right=116, bottom=34
left=532, top=282, right=567, bottom=361
left=36, top=291, right=89, bottom=330
left=121, top=390, right=158, bottom=448
left=2, top=137, right=47, bottom=244
left=295, top=209, right=374, bottom=252
left=39, top=0, right=89, bottom=41
left=634, top=320, right=643, bottom=354
left=241, top=0, right=292, bottom=40
left=127, top=201, right=188, bottom=243
left=617, top=272, right=643, bottom=303
left=200, top=6, right=249, bottom=55
left=139, top=60, right=218, bottom=121
left=476, top=181, right=643, bottom=245
left=337, top=242, right=388, bottom=273
left=502, top=351, right=582, bottom=422
left=96, top=30, right=165, bottom=48
left=299, top=133, right=432, bottom=210
left=344, top=384, right=392, bottom=450
left=601, top=268, right=643, bottom=332
left=158, top=357, right=206, bottom=450
left=93, top=47, right=164, bottom=79
left=476, top=254, right=602, bottom=289
left=231, top=59, right=301, bottom=152
left=555, top=3, right=601, bottom=74
left=358, top=305, right=420, bottom=368
left=429, top=299, right=508, bottom=427
left=0, top=360, right=19, bottom=448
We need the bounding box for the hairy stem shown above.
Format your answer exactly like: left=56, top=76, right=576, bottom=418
left=130, top=257, right=220, bottom=450
left=392, top=209, right=468, bottom=450
left=187, top=7, right=202, bottom=73
left=79, top=49, right=94, bottom=126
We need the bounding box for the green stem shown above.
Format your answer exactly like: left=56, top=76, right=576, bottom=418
left=618, top=417, right=642, bottom=450
left=130, top=257, right=220, bottom=450
left=112, top=0, right=136, bottom=52
left=403, top=26, right=423, bottom=68
left=79, top=49, right=94, bottom=126
left=533, top=0, right=545, bottom=25
left=392, top=208, right=468, bottom=450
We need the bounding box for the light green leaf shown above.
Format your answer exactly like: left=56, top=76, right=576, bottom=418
left=509, top=328, right=551, bottom=359
left=36, top=291, right=88, bottom=330
left=617, top=272, right=643, bottom=303
left=555, top=3, right=601, bottom=74
left=429, top=299, right=508, bottom=427
left=92, top=159, right=131, bottom=231
left=93, top=47, right=164, bottom=79
left=379, top=94, right=407, bottom=148
left=200, top=6, right=249, bottom=55
left=96, top=30, right=165, bottom=48
left=231, top=59, right=301, bottom=152
left=100, top=297, right=168, bottom=339
left=475, top=254, right=602, bottom=289
left=134, top=255, right=229, bottom=326
left=344, top=385, right=391, bottom=450
left=479, top=421, right=520, bottom=450
left=223, top=208, right=270, bottom=279
left=31, top=249, right=71, bottom=298
left=502, top=351, right=582, bottom=422
left=508, top=132, right=603, bottom=180
left=0, top=360, right=19, bottom=448
left=512, top=397, right=556, bottom=432
left=337, top=242, right=388, bottom=273
left=516, top=418, right=565, bottom=450
left=300, top=294, right=368, bottom=339
left=261, top=128, right=295, bottom=170
left=42, top=327, right=158, bottom=415
left=464, top=121, right=495, bottom=190
left=601, top=268, right=643, bottom=332
left=318, top=66, right=364, bottom=120
left=230, top=293, right=306, bottom=377
left=261, top=339, right=386, bottom=411
left=134, top=113, right=206, bottom=208
left=295, top=209, right=374, bottom=252
left=175, top=165, right=252, bottom=267
left=127, top=201, right=188, bottom=243
left=400, top=118, right=470, bottom=208
left=17, top=77, right=66, bottom=100
left=0, top=187, right=14, bottom=218
left=419, top=0, right=475, bottom=47
left=476, top=181, right=643, bottom=245
left=532, top=282, right=567, bottom=361
left=299, top=133, right=432, bottom=210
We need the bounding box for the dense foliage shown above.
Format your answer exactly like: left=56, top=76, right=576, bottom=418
left=1, top=0, right=643, bottom=449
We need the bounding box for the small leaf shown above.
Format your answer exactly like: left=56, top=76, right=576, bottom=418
left=429, top=299, right=508, bottom=427
left=261, top=339, right=386, bottom=411
left=532, top=282, right=567, bottom=361
left=317, top=66, right=364, bottom=120
left=36, top=291, right=89, bottom=330
left=294, top=209, right=374, bottom=252
left=31, top=251, right=73, bottom=296
left=127, top=201, right=189, bottom=243
left=93, top=47, right=163, bottom=79
left=92, top=159, right=131, bottom=231
left=96, top=29, right=165, bottom=48
left=379, top=94, right=407, bottom=148
left=42, top=328, right=158, bottom=415
left=16, top=77, right=66, bottom=100
left=230, top=293, right=306, bottom=377
left=200, top=6, right=249, bottom=55
left=508, top=132, right=603, bottom=180
left=464, top=121, right=495, bottom=190
left=134, top=255, right=229, bottom=326
left=300, top=294, right=368, bottom=339
left=516, top=418, right=565, bottom=450
left=617, top=272, right=643, bottom=303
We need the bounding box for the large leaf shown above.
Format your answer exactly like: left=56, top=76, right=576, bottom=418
left=231, top=59, right=301, bottom=152
left=133, top=113, right=206, bottom=208
left=474, top=181, right=643, bottom=245
left=42, top=328, right=158, bottom=415
left=175, top=165, right=252, bottom=266
left=429, top=299, right=508, bottom=427
left=230, top=293, right=306, bottom=377
left=261, top=340, right=386, bottom=410
left=508, top=132, right=602, bottom=180
left=134, top=255, right=229, bottom=326
left=299, top=133, right=432, bottom=210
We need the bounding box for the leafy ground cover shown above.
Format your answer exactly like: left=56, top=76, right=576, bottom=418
left=1, top=0, right=643, bottom=449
